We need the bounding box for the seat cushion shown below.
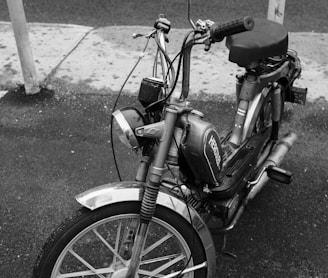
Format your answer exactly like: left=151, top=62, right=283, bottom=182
left=225, top=18, right=288, bottom=67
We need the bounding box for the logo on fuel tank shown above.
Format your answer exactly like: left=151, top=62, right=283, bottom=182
left=208, top=134, right=222, bottom=170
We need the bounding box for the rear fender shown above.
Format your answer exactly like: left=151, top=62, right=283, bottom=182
left=76, top=181, right=216, bottom=278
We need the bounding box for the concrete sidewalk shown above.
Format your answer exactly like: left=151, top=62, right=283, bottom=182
left=0, top=22, right=327, bottom=100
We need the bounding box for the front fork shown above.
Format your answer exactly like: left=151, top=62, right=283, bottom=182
left=126, top=107, right=178, bottom=278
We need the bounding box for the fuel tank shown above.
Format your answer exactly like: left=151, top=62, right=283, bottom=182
left=179, top=112, right=223, bottom=186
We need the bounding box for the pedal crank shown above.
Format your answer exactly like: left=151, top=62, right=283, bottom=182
left=267, top=165, right=293, bottom=184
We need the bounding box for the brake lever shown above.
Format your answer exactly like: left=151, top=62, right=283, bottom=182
left=204, top=38, right=211, bottom=51
left=132, top=33, right=143, bottom=38
left=193, top=19, right=213, bottom=51
left=132, top=29, right=157, bottom=39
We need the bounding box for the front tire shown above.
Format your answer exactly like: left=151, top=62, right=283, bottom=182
left=33, top=202, right=207, bottom=278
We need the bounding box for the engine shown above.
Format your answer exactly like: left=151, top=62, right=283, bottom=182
left=179, top=112, right=223, bottom=186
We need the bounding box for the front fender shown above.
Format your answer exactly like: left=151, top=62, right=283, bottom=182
left=76, top=181, right=216, bottom=278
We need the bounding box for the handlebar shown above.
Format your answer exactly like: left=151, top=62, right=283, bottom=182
left=210, top=16, right=254, bottom=42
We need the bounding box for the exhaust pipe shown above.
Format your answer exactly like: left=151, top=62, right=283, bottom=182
left=213, top=133, right=297, bottom=234
left=248, top=132, right=297, bottom=200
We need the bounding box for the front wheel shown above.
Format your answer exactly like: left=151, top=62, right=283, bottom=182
left=33, top=202, right=207, bottom=278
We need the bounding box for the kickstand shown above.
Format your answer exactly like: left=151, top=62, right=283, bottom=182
left=221, top=233, right=237, bottom=259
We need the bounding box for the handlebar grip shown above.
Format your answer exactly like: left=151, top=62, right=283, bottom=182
left=210, top=16, right=254, bottom=42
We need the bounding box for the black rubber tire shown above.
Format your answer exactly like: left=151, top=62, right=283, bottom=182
left=33, top=202, right=207, bottom=278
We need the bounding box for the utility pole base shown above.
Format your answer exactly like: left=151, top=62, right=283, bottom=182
left=6, top=0, right=40, bottom=95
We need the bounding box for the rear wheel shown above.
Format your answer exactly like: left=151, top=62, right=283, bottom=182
left=254, top=92, right=273, bottom=133
left=249, top=87, right=285, bottom=136
left=33, top=202, right=207, bottom=278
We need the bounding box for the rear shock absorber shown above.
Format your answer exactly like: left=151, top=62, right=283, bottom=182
left=271, top=82, right=283, bottom=141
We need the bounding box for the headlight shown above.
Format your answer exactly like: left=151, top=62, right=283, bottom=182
left=112, top=107, right=147, bottom=150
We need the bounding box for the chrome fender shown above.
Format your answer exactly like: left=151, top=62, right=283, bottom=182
left=76, top=181, right=216, bottom=278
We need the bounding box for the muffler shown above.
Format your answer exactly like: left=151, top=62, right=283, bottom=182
left=247, top=132, right=297, bottom=200
left=211, top=132, right=297, bottom=234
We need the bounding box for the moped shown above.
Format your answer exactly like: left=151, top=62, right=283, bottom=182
left=33, top=1, right=307, bottom=277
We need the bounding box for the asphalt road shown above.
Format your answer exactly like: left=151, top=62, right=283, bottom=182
left=0, top=79, right=327, bottom=277
left=0, top=0, right=328, bottom=277
left=0, top=0, right=327, bottom=32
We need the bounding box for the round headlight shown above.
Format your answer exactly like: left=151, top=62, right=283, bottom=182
left=112, top=107, right=146, bottom=149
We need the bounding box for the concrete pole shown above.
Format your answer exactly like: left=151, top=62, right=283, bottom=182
left=267, top=0, right=286, bottom=24
left=6, top=0, right=39, bottom=94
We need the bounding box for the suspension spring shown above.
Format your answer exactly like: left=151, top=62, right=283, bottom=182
left=140, top=182, right=160, bottom=222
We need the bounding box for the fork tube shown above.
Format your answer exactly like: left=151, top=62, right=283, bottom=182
left=141, top=107, right=178, bottom=221
left=135, top=156, right=152, bottom=182
left=157, top=31, right=176, bottom=94
left=158, top=31, right=170, bottom=83
left=152, top=48, right=160, bottom=77
left=126, top=107, right=178, bottom=278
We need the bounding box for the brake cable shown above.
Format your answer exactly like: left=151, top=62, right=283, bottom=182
left=145, top=30, right=196, bottom=112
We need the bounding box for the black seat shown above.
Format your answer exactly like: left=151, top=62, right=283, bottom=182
left=225, top=18, right=288, bottom=67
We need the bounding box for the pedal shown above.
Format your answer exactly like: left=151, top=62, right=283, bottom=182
left=266, top=165, right=293, bottom=184
left=286, top=86, right=307, bottom=105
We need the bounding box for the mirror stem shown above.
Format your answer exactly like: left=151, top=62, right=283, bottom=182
left=188, top=0, right=196, bottom=29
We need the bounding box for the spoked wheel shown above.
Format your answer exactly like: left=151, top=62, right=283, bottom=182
left=33, top=202, right=207, bottom=278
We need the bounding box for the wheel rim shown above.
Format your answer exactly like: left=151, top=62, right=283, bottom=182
left=51, top=213, right=194, bottom=278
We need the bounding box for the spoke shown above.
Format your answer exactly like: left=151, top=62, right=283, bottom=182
left=141, top=253, right=181, bottom=266
left=161, top=261, right=208, bottom=278
left=92, top=228, right=127, bottom=266
left=67, top=249, right=107, bottom=278
left=141, top=232, right=173, bottom=257
left=113, top=218, right=123, bottom=266
left=137, top=269, right=165, bottom=278
left=136, top=269, right=164, bottom=278
left=57, top=266, right=114, bottom=278
left=147, top=254, right=186, bottom=277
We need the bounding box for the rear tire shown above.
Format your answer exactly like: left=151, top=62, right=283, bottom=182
left=248, top=87, right=285, bottom=136
left=33, top=202, right=207, bottom=278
